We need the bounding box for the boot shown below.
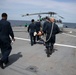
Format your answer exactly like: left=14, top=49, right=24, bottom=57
left=46, top=48, right=50, bottom=57
left=4, top=58, right=9, bottom=65
left=0, top=60, right=4, bottom=69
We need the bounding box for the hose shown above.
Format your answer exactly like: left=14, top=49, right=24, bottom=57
left=45, top=22, right=54, bottom=43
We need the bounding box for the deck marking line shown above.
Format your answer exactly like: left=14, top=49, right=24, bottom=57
left=55, top=43, right=76, bottom=48
left=15, top=37, right=76, bottom=49
left=15, top=37, right=30, bottom=41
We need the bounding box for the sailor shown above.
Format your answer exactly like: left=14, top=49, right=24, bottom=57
left=42, top=17, right=49, bottom=34
left=28, top=19, right=36, bottom=46
left=35, top=20, right=41, bottom=41
left=43, top=17, right=60, bottom=57
left=0, top=13, right=15, bottom=69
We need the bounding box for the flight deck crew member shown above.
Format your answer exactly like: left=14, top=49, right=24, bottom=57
left=0, top=13, right=15, bottom=69
left=43, top=17, right=60, bottom=57
left=35, top=20, right=41, bottom=41
left=42, top=17, right=51, bottom=34
left=28, top=19, right=36, bottom=46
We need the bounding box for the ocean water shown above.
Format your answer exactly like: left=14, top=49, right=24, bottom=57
left=63, top=23, right=76, bottom=28
left=9, top=20, right=31, bottom=26
left=8, top=20, right=76, bottom=28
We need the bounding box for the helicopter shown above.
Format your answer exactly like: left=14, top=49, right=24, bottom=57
left=22, top=11, right=64, bottom=31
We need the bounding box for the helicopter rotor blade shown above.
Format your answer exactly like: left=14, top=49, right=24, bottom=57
left=57, top=15, right=64, bottom=19
left=22, top=12, right=57, bottom=17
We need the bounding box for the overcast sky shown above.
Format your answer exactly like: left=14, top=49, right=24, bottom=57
left=0, top=0, right=76, bottom=23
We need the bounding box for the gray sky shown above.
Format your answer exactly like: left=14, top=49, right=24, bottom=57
left=0, top=0, right=76, bottom=23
